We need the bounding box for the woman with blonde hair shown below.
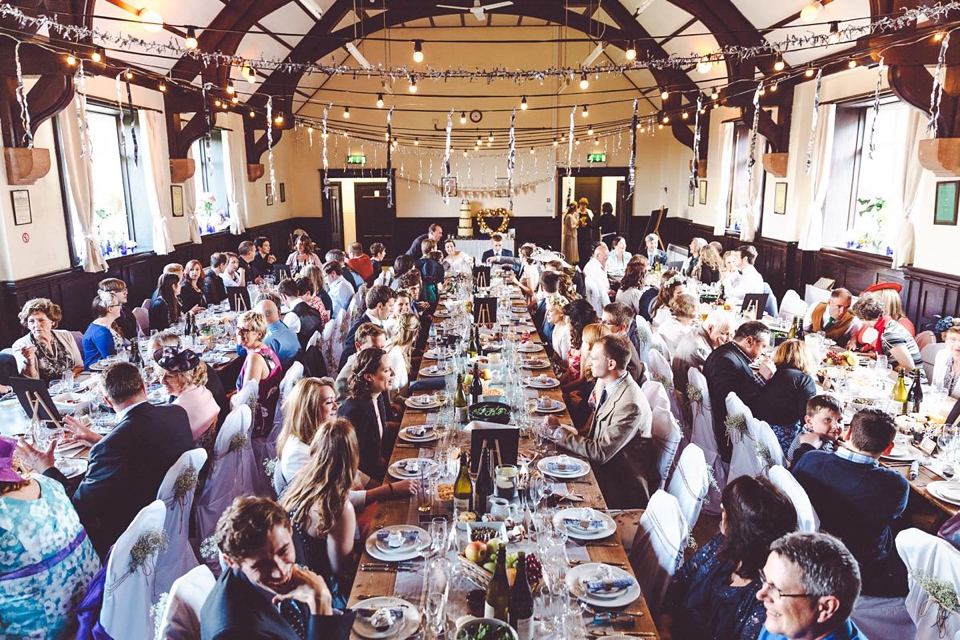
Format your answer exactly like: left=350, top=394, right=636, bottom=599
left=871, top=287, right=915, bottom=336
left=280, top=417, right=357, bottom=608
left=751, top=339, right=817, bottom=452
left=234, top=310, right=283, bottom=437
left=561, top=202, right=580, bottom=265
left=386, top=313, right=419, bottom=398
left=649, top=270, right=685, bottom=328
left=693, top=244, right=722, bottom=285
left=154, top=346, right=219, bottom=446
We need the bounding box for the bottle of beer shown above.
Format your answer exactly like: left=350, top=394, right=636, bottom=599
left=787, top=318, right=797, bottom=339
left=470, top=362, right=483, bottom=405
left=795, top=318, right=805, bottom=341
left=475, top=444, right=492, bottom=516
left=892, top=369, right=909, bottom=415
left=453, top=451, right=473, bottom=513
left=509, top=552, right=534, bottom=639
left=454, top=374, right=468, bottom=424
left=130, top=337, right=142, bottom=366
left=909, top=370, right=923, bottom=414
left=484, top=546, right=510, bottom=622
left=468, top=326, right=478, bottom=359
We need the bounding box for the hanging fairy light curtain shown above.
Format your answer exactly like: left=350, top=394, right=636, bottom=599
left=443, top=108, right=453, bottom=204
left=629, top=99, right=638, bottom=197
left=507, top=108, right=516, bottom=211
left=13, top=42, right=32, bottom=148
left=928, top=32, right=950, bottom=136
left=386, top=106, right=394, bottom=208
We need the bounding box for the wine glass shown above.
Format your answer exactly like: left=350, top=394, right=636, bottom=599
left=429, top=517, right=447, bottom=559
left=424, top=559, right=449, bottom=640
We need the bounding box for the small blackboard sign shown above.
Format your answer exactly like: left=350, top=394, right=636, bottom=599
left=9, top=377, right=63, bottom=425
left=740, top=293, right=769, bottom=321
left=472, top=265, right=491, bottom=289
left=473, top=296, right=498, bottom=324
left=469, top=422, right=520, bottom=474
left=226, top=286, right=252, bottom=312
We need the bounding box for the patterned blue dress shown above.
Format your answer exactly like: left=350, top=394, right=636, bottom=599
left=0, top=474, right=101, bottom=639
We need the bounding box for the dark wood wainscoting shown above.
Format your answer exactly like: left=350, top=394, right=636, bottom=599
left=904, top=267, right=960, bottom=328
left=0, top=218, right=320, bottom=347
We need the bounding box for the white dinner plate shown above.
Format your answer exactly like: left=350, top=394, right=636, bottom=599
left=364, top=526, right=429, bottom=563
left=351, top=597, right=421, bottom=639
left=521, top=359, right=551, bottom=370
left=534, top=399, right=566, bottom=414
left=55, top=458, right=88, bottom=479
left=423, top=348, right=454, bottom=360
left=517, top=343, right=543, bottom=353
left=537, top=455, right=589, bottom=479
left=926, top=481, right=960, bottom=506
left=523, top=376, right=559, bottom=389
left=398, top=426, right=439, bottom=443
left=553, top=508, right=617, bottom=541
left=419, top=364, right=452, bottom=377
left=388, top=458, right=439, bottom=480
left=404, top=396, right=442, bottom=410
left=880, top=444, right=917, bottom=461
left=565, top=563, right=640, bottom=608
left=52, top=392, right=92, bottom=414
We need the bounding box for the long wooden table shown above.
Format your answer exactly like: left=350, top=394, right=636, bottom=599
left=347, top=294, right=660, bottom=638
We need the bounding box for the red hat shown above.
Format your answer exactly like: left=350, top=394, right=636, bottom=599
left=862, top=282, right=902, bottom=294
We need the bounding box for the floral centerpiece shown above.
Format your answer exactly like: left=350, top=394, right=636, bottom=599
left=197, top=192, right=231, bottom=235
left=844, top=197, right=893, bottom=255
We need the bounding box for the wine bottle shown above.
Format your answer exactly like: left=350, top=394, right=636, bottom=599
left=484, top=546, right=510, bottom=622
left=130, top=337, right=142, bottom=365
left=909, top=370, right=923, bottom=414
left=787, top=318, right=797, bottom=339
left=468, top=325, right=478, bottom=358
left=453, top=451, right=473, bottom=513
left=795, top=318, right=805, bottom=340
left=470, top=363, right=483, bottom=405
left=475, top=444, right=492, bottom=516
left=509, top=552, right=534, bottom=639
left=892, top=369, right=908, bottom=415
left=454, top=374, right=468, bottom=423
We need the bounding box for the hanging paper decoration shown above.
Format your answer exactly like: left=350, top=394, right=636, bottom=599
left=689, top=96, right=702, bottom=192
left=124, top=75, right=138, bottom=165
left=13, top=42, right=32, bottom=148
left=443, top=108, right=453, bottom=204
left=805, top=68, right=823, bottom=174
left=114, top=72, right=128, bottom=160
left=74, top=62, right=90, bottom=158
left=321, top=102, right=330, bottom=197
left=929, top=32, right=950, bottom=135
left=386, top=106, right=394, bottom=208
left=748, top=81, right=762, bottom=188
left=629, top=99, right=638, bottom=196
left=869, top=56, right=884, bottom=159
left=266, top=96, right=277, bottom=201
left=307, top=126, right=313, bottom=148
left=507, top=108, right=516, bottom=211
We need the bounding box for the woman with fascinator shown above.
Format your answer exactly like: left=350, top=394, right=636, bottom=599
left=82, top=290, right=126, bottom=369
left=154, top=346, right=220, bottom=447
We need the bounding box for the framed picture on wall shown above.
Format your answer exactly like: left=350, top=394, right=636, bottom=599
left=170, top=185, right=184, bottom=217
left=494, top=177, right=509, bottom=198
left=698, top=180, right=708, bottom=205
left=10, top=190, right=31, bottom=225
left=266, top=182, right=274, bottom=206
left=687, top=187, right=695, bottom=207
left=934, top=180, right=959, bottom=225
left=442, top=176, right=457, bottom=198
left=279, top=183, right=286, bottom=203
left=774, top=182, right=788, bottom=215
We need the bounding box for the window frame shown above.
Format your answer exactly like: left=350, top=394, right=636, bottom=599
left=191, top=128, right=231, bottom=236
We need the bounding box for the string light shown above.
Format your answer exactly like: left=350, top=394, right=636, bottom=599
left=521, top=95, right=528, bottom=110
left=249, top=110, right=255, bottom=117
left=125, top=70, right=133, bottom=80
left=65, top=54, right=76, bottom=65
left=158, top=79, right=166, bottom=92
left=773, top=52, right=785, bottom=72
left=594, top=137, right=599, bottom=145
left=408, top=76, right=417, bottom=93
left=574, top=139, right=580, bottom=146
left=552, top=139, right=558, bottom=146
left=138, top=7, right=163, bottom=32
left=681, top=111, right=689, bottom=119
left=625, top=42, right=636, bottom=60
left=488, top=131, right=494, bottom=142
left=660, top=90, right=669, bottom=100
left=769, top=82, right=778, bottom=92
left=805, top=66, right=816, bottom=77
left=800, top=1, right=822, bottom=22
left=412, top=40, right=424, bottom=63
left=226, top=81, right=235, bottom=94
left=847, top=59, right=858, bottom=68
left=376, top=93, right=384, bottom=108
left=214, top=99, right=221, bottom=107
left=90, top=47, right=103, bottom=63
left=477, top=135, right=483, bottom=145
left=463, top=149, right=468, bottom=157
left=414, top=138, right=419, bottom=145
left=231, top=95, right=239, bottom=103
left=184, top=26, right=198, bottom=50
left=828, top=21, right=840, bottom=45
left=530, top=146, right=535, bottom=154
left=274, top=113, right=284, bottom=125
left=460, top=111, right=466, bottom=124
left=697, top=56, right=713, bottom=74
left=662, top=113, right=670, bottom=124
left=582, top=105, right=589, bottom=117
left=344, top=106, right=350, bottom=118
left=588, top=126, right=594, bottom=135
left=580, top=72, right=589, bottom=90
left=710, top=88, right=719, bottom=100
left=935, top=31, right=946, bottom=41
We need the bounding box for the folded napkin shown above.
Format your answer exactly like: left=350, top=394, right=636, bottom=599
left=376, top=529, right=420, bottom=542
left=546, top=461, right=581, bottom=472
left=358, top=606, right=405, bottom=620
left=563, top=518, right=607, bottom=530
left=585, top=578, right=633, bottom=593
left=410, top=378, right=446, bottom=391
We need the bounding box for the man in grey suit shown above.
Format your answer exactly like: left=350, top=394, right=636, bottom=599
left=545, top=334, right=653, bottom=508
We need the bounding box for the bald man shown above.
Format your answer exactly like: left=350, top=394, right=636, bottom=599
left=803, top=288, right=861, bottom=344
left=235, top=300, right=301, bottom=370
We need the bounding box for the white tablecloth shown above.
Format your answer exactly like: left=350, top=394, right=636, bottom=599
left=452, top=238, right=515, bottom=263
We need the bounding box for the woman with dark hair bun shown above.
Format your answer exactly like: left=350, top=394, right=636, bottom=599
left=149, top=272, right=182, bottom=332
left=336, top=347, right=394, bottom=481
left=658, top=475, right=798, bottom=640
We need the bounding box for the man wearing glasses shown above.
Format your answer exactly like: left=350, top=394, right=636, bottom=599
left=757, top=532, right=865, bottom=640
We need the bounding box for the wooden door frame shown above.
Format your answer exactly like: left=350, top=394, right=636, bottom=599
left=319, top=168, right=396, bottom=250
left=555, top=166, right=634, bottom=245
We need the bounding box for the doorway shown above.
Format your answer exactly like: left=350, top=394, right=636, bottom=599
left=556, top=167, right=632, bottom=248
left=354, top=183, right=394, bottom=254
left=328, top=183, right=344, bottom=250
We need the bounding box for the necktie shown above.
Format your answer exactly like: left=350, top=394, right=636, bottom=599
left=279, top=599, right=307, bottom=640
left=824, top=316, right=834, bottom=329
left=597, top=388, right=608, bottom=410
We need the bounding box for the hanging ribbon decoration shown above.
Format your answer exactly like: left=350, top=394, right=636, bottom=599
left=928, top=32, right=950, bottom=135
left=266, top=96, right=277, bottom=201
left=566, top=105, right=577, bottom=206
left=13, top=42, right=32, bottom=148
left=748, top=81, right=763, bottom=189
left=124, top=74, right=138, bottom=165
left=201, top=83, right=214, bottom=180
left=386, top=106, right=394, bottom=208
left=114, top=72, right=128, bottom=160
left=443, top=108, right=453, bottom=204
left=689, top=96, right=701, bottom=192
left=507, top=108, right=516, bottom=211
left=869, top=56, right=884, bottom=159
left=628, top=99, right=638, bottom=197
left=805, top=68, right=824, bottom=173
left=321, top=102, right=330, bottom=197
left=75, top=61, right=90, bottom=158
left=307, top=126, right=313, bottom=149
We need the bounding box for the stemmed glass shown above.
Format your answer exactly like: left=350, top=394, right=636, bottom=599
left=424, top=558, right=450, bottom=640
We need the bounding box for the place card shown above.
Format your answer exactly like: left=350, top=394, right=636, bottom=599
left=919, top=436, right=938, bottom=456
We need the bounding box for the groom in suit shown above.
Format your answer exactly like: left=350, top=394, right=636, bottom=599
left=19, top=361, right=194, bottom=559
left=545, top=334, right=653, bottom=508
left=201, top=496, right=355, bottom=639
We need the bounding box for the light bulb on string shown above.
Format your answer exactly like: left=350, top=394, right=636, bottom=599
left=758, top=86, right=766, bottom=96
left=158, top=79, right=167, bottom=92
left=460, top=111, right=466, bottom=124
left=412, top=40, right=424, bottom=63
left=580, top=72, right=589, bottom=90
left=594, top=137, right=599, bottom=145
left=658, top=123, right=664, bottom=130
left=625, top=42, right=636, bottom=60
left=376, top=93, right=384, bottom=108
left=408, top=76, right=418, bottom=93
left=529, top=147, right=535, bottom=154
left=800, top=1, right=822, bottom=22
left=463, top=149, right=468, bottom=157
left=231, top=95, right=239, bottom=103
left=488, top=131, right=494, bottom=142
left=274, top=113, right=284, bottom=125
left=773, top=52, right=785, bottom=72
left=553, top=139, right=558, bottom=146
left=226, top=82, right=235, bottom=95
left=184, top=26, right=198, bottom=50
left=521, top=96, right=528, bottom=110
left=66, top=54, right=76, bottom=66
left=697, top=56, right=713, bottom=75
left=588, top=126, right=594, bottom=135
left=214, top=99, right=222, bottom=108
left=477, top=135, right=483, bottom=146
left=847, top=59, right=857, bottom=69
left=710, top=88, right=719, bottom=100
left=681, top=111, right=689, bottom=120
left=662, top=113, right=670, bottom=124
left=414, top=138, right=419, bottom=146
left=582, top=105, right=589, bottom=117
left=574, top=139, right=580, bottom=146
left=248, top=110, right=255, bottom=118
left=138, top=7, right=163, bottom=32
left=828, top=22, right=840, bottom=45
left=344, top=106, right=350, bottom=118
left=769, top=82, right=778, bottom=93
left=935, top=31, right=946, bottom=42
left=91, top=47, right=103, bottom=63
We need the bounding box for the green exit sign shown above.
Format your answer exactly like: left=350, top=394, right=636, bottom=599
left=346, top=154, right=366, bottom=165
left=587, top=153, right=606, bottom=163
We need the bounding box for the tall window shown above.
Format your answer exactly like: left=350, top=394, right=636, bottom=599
left=191, top=130, right=231, bottom=235
left=824, top=99, right=908, bottom=255
left=727, top=122, right=754, bottom=232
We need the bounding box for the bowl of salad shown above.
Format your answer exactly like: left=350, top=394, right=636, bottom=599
left=469, top=402, right=511, bottom=425
left=455, top=618, right=518, bottom=640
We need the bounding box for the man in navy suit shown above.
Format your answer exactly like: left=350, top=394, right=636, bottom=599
left=642, top=233, right=668, bottom=267
left=201, top=496, right=355, bottom=640
left=406, top=223, right=444, bottom=256
left=19, top=361, right=194, bottom=559
left=481, top=232, right=514, bottom=264
left=338, top=285, right=397, bottom=370
left=702, top=320, right=776, bottom=461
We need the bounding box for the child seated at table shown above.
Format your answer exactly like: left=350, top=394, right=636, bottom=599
left=787, top=394, right=844, bottom=467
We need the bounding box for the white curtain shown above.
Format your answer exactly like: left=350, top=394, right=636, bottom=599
left=713, top=122, right=735, bottom=236
left=891, top=109, right=926, bottom=268
left=182, top=147, right=201, bottom=244
left=798, top=104, right=837, bottom=251
left=222, top=128, right=248, bottom=235
left=57, top=108, right=107, bottom=272
left=141, top=110, right=175, bottom=254
left=739, top=134, right=767, bottom=242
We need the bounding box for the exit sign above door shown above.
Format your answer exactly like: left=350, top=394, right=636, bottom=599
left=586, top=153, right=606, bottom=163
left=346, top=154, right=366, bottom=165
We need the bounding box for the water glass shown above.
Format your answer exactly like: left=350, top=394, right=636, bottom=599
left=429, top=517, right=447, bottom=558
left=875, top=355, right=888, bottom=371
left=61, top=370, right=75, bottom=393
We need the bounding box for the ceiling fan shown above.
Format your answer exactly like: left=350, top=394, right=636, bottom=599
left=436, top=0, right=514, bottom=21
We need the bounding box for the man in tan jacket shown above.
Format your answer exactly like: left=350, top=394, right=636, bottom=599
left=546, top=334, right=653, bottom=508
left=803, top=288, right=860, bottom=344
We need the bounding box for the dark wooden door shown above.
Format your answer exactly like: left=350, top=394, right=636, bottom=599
left=616, top=180, right=629, bottom=236
left=574, top=177, right=602, bottom=215
left=328, top=183, right=344, bottom=250
left=354, top=183, right=394, bottom=253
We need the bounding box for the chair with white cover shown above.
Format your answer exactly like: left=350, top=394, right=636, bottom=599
left=687, top=368, right=726, bottom=516
left=651, top=407, right=683, bottom=491
left=642, top=380, right=671, bottom=413
left=725, top=392, right=785, bottom=482
left=156, top=565, right=216, bottom=640
left=915, top=330, right=936, bottom=352
left=779, top=289, right=808, bottom=322
left=100, top=500, right=167, bottom=640
left=194, top=404, right=257, bottom=568
left=320, top=309, right=345, bottom=376
left=268, top=362, right=305, bottom=452
left=230, top=378, right=258, bottom=412
left=767, top=465, right=820, bottom=532
left=648, top=348, right=683, bottom=427
left=894, top=528, right=960, bottom=640
left=665, top=443, right=709, bottom=530
left=804, top=284, right=832, bottom=307
left=632, top=315, right=655, bottom=367
left=627, top=490, right=689, bottom=619
left=155, top=448, right=207, bottom=598
left=584, top=275, right=607, bottom=317
left=922, top=343, right=946, bottom=384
